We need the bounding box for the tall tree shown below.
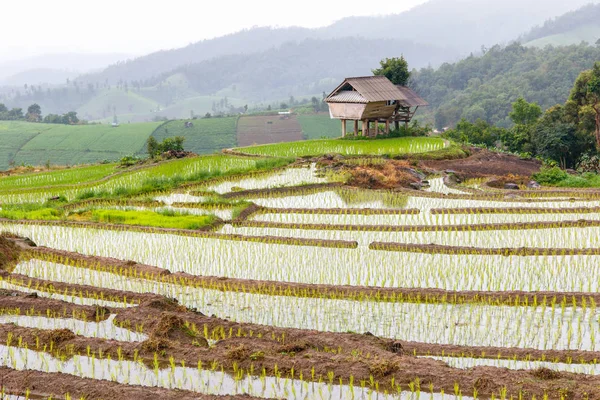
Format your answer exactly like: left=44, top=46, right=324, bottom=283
left=509, top=97, right=542, bottom=125
left=567, top=62, right=600, bottom=148
left=26, top=103, right=42, bottom=122
left=372, top=56, right=410, bottom=86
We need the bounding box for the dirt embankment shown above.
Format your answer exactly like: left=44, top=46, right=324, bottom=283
left=420, top=147, right=542, bottom=178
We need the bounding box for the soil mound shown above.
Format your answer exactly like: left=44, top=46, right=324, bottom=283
left=421, top=147, right=541, bottom=178
left=0, top=235, right=21, bottom=272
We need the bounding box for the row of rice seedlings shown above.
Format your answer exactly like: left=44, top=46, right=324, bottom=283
left=0, top=342, right=478, bottom=400
left=234, top=137, right=448, bottom=158
left=202, top=163, right=327, bottom=194
left=221, top=223, right=600, bottom=249
left=0, top=311, right=146, bottom=342
left=14, top=261, right=600, bottom=352
left=0, top=277, right=137, bottom=308
left=248, top=189, right=600, bottom=211
left=6, top=224, right=599, bottom=292
left=423, top=354, right=600, bottom=375
left=430, top=206, right=600, bottom=215
left=0, top=220, right=357, bottom=249
left=251, top=208, right=600, bottom=226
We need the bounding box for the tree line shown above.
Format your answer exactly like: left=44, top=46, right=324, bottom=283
left=0, top=103, right=80, bottom=124
left=444, top=62, right=600, bottom=169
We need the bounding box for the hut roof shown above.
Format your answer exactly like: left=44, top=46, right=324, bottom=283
left=326, top=76, right=427, bottom=107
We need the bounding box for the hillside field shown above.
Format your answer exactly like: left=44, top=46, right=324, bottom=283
left=297, top=113, right=347, bottom=139
left=0, top=121, right=160, bottom=170
left=151, top=117, right=237, bottom=154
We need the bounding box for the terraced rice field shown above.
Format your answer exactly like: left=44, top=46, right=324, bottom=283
left=0, top=140, right=600, bottom=399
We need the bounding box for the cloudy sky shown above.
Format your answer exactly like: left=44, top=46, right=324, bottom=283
left=0, top=0, right=428, bottom=61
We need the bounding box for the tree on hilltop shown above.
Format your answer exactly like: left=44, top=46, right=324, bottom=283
left=373, top=56, right=410, bottom=86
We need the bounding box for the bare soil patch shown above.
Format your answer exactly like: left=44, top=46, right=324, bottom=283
left=420, top=147, right=542, bottom=178
left=237, top=115, right=303, bottom=147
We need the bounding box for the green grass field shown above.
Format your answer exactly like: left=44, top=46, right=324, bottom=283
left=297, top=114, right=347, bottom=139
left=151, top=117, right=238, bottom=154
left=0, top=121, right=160, bottom=170
left=235, top=137, right=448, bottom=158
left=525, top=24, right=600, bottom=48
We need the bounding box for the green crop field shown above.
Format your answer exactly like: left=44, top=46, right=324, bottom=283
left=151, top=117, right=238, bottom=154
left=0, top=121, right=160, bottom=170
left=235, top=136, right=448, bottom=158
left=297, top=113, right=347, bottom=139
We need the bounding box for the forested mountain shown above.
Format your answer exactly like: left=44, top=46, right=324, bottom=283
left=147, top=37, right=454, bottom=100
left=521, top=3, right=600, bottom=46
left=78, top=0, right=596, bottom=86
left=412, top=43, right=600, bottom=129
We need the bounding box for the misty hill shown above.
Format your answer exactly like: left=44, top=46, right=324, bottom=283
left=1, top=68, right=80, bottom=86
left=79, top=0, right=597, bottom=86
left=0, top=53, right=131, bottom=83
left=321, top=0, right=599, bottom=54
left=521, top=3, right=600, bottom=47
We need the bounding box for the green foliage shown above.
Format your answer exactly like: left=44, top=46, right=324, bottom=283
left=443, top=119, right=504, bottom=147
left=372, top=56, right=411, bottom=86
left=533, top=166, right=600, bottom=187
left=412, top=43, right=600, bottom=129
left=509, top=98, right=542, bottom=125
left=119, top=155, right=142, bottom=167
left=147, top=136, right=186, bottom=158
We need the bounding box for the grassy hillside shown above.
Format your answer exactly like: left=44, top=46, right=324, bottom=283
left=0, top=121, right=160, bottom=169
left=151, top=118, right=238, bottom=154
left=297, top=114, right=347, bottom=139
left=77, top=88, right=159, bottom=121
left=525, top=24, right=600, bottom=48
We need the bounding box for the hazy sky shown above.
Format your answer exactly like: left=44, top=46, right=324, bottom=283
left=0, top=0, right=428, bottom=61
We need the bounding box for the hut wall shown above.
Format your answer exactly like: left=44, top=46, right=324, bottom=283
left=328, top=103, right=366, bottom=120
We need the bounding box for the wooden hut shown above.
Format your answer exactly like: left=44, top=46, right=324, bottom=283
left=325, top=76, right=428, bottom=137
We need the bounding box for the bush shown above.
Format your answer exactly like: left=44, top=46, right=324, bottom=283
left=532, top=167, right=569, bottom=185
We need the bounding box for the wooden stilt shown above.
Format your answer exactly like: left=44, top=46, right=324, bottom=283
left=385, top=120, right=390, bottom=135
left=341, top=119, right=347, bottom=138
left=354, top=120, right=359, bottom=136
left=363, top=120, right=369, bottom=137
left=373, top=121, right=378, bottom=137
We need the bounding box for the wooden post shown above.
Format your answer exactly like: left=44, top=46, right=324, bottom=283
left=354, top=120, right=359, bottom=136
left=341, top=119, right=347, bottom=138
left=385, top=120, right=390, bottom=135
left=395, top=121, right=400, bottom=131
left=373, top=121, right=378, bottom=137
left=363, top=120, right=369, bottom=137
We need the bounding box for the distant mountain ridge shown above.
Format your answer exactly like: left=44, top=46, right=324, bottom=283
left=78, top=0, right=599, bottom=86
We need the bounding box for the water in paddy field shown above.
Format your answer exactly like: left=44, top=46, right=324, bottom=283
left=12, top=260, right=600, bottom=352
left=0, top=344, right=472, bottom=399
left=0, top=314, right=147, bottom=342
